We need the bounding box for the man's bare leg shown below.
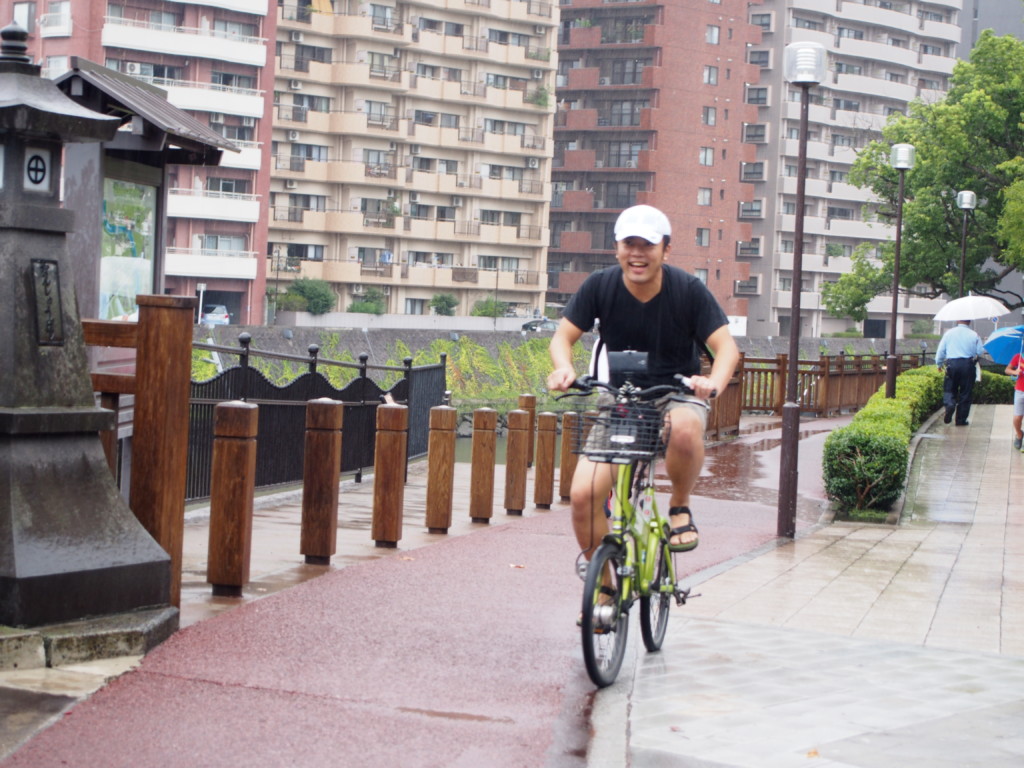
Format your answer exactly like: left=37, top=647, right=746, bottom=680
left=662, top=407, right=705, bottom=549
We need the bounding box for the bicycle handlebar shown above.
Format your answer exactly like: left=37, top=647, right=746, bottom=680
left=556, top=374, right=717, bottom=401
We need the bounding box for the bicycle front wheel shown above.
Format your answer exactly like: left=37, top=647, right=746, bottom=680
left=640, top=539, right=671, bottom=651
left=581, top=541, right=629, bottom=688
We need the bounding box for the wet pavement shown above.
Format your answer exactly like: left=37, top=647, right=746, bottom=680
left=590, top=404, right=1024, bottom=767
left=5, top=405, right=1022, bottom=766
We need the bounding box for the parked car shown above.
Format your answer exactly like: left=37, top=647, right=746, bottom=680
left=522, top=318, right=559, bottom=332
left=200, top=304, right=230, bottom=325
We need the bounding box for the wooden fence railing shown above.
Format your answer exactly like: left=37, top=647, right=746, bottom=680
left=701, top=352, right=923, bottom=438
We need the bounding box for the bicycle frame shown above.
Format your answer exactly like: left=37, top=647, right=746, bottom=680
left=604, top=457, right=678, bottom=607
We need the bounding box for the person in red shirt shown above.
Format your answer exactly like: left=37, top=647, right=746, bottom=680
left=1004, top=352, right=1024, bottom=450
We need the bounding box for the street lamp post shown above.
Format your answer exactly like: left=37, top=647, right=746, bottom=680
left=777, top=41, right=825, bottom=539
left=885, top=143, right=915, bottom=399
left=956, top=190, right=977, bottom=299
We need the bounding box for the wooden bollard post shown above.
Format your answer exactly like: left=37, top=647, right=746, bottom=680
left=425, top=405, right=457, bottom=533
left=470, top=408, right=497, bottom=523
left=534, top=412, right=557, bottom=509
left=559, top=411, right=580, bottom=502
left=371, top=404, right=408, bottom=548
left=517, top=393, right=537, bottom=467
left=300, top=398, right=343, bottom=565
left=206, top=401, right=258, bottom=597
left=504, top=409, right=529, bottom=515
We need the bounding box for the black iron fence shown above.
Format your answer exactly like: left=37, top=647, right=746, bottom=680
left=186, top=333, right=446, bottom=502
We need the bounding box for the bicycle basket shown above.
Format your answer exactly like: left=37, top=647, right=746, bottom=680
left=573, top=401, right=664, bottom=463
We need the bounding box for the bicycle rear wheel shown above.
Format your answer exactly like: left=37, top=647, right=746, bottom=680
left=581, top=541, right=629, bottom=688
left=640, top=539, right=671, bottom=651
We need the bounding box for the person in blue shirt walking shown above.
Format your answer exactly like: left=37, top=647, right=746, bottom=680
left=935, top=320, right=985, bottom=425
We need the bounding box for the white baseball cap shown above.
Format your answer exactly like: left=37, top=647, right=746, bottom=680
left=614, top=205, right=671, bottom=245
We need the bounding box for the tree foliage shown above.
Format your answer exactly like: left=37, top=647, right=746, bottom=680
left=821, top=243, right=893, bottom=323
left=844, top=31, right=1024, bottom=316
left=288, top=278, right=336, bottom=315
left=470, top=297, right=508, bottom=317
left=429, top=293, right=458, bottom=316
left=347, top=286, right=387, bottom=315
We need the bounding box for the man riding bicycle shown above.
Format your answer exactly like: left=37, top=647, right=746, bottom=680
left=546, top=204, right=740, bottom=562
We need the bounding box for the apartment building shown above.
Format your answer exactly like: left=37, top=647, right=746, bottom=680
left=271, top=0, right=556, bottom=319
left=13, top=0, right=275, bottom=325
left=548, top=0, right=762, bottom=328
left=745, top=0, right=961, bottom=339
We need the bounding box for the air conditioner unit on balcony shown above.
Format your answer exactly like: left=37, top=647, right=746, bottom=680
left=381, top=285, right=391, bottom=295
left=209, top=112, right=225, bottom=124
left=532, top=69, right=543, bottom=80
left=352, top=284, right=365, bottom=295
left=289, top=79, right=302, bottom=90
left=285, top=179, right=298, bottom=189
left=125, top=62, right=142, bottom=76
left=534, top=24, right=545, bottom=35
left=625, top=159, right=638, bottom=168
left=526, top=157, right=540, bottom=169
left=290, top=30, right=304, bottom=43
left=451, top=195, right=464, bottom=207
left=409, top=191, right=420, bottom=202
left=388, top=141, right=397, bottom=151
left=409, top=144, right=421, bottom=155
left=595, top=160, right=604, bottom=168
left=599, top=77, right=609, bottom=85
left=287, top=130, right=300, bottom=141
left=241, top=116, right=256, bottom=127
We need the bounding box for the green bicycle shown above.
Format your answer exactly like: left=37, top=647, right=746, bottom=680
left=565, top=373, right=705, bottom=688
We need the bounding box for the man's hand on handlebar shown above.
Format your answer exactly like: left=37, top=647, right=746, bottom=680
left=546, top=366, right=577, bottom=392
left=680, top=374, right=720, bottom=400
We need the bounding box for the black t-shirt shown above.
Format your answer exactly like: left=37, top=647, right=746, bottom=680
left=563, top=265, right=729, bottom=387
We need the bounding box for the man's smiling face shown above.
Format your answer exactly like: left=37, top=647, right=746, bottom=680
left=616, top=236, right=668, bottom=289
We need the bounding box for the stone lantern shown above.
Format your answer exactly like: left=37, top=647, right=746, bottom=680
left=0, top=24, right=173, bottom=629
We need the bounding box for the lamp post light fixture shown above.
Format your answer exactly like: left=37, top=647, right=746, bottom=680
left=885, top=143, right=915, bottom=399
left=956, top=190, right=977, bottom=299
left=777, top=41, right=826, bottom=539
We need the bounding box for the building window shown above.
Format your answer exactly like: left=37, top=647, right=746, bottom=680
left=702, top=106, right=716, bottom=126
left=829, top=170, right=848, bottom=183
left=405, top=298, right=426, bottom=314
left=832, top=133, right=853, bottom=147
left=782, top=202, right=796, bottom=215
left=835, top=98, right=860, bottom=112
left=695, top=228, right=711, bottom=247
left=921, top=43, right=943, bottom=56
left=741, top=162, right=764, bottom=181
left=697, top=187, right=712, bottom=206
left=748, top=50, right=769, bottom=67
left=835, top=62, right=863, bottom=75
left=746, top=87, right=768, bottom=105
left=743, top=124, right=767, bottom=142
left=695, top=268, right=708, bottom=284
left=750, top=14, right=771, bottom=31
left=828, top=206, right=854, bottom=220
left=699, top=147, right=714, bottom=166
left=14, top=2, right=35, bottom=32
left=703, top=65, right=718, bottom=85
left=738, top=201, right=763, bottom=218
left=793, top=17, right=820, bottom=31
left=705, top=25, right=720, bottom=44
left=837, top=27, right=864, bottom=40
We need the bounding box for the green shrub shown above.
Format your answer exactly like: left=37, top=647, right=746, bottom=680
left=289, top=278, right=336, bottom=315
left=974, top=369, right=1014, bottom=404
left=823, top=428, right=909, bottom=512
left=822, top=366, right=944, bottom=513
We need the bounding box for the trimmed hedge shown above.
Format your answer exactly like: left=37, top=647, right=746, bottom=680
left=822, top=367, right=1010, bottom=513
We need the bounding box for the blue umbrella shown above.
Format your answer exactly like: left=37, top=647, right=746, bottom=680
left=983, top=325, right=1024, bottom=366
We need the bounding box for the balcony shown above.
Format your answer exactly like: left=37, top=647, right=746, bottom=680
left=39, top=12, right=72, bottom=38
left=164, top=248, right=258, bottom=280
left=218, top=141, right=262, bottom=171
left=161, top=79, right=264, bottom=118
left=101, top=17, right=267, bottom=67
left=167, top=0, right=266, bottom=14
left=167, top=189, right=261, bottom=223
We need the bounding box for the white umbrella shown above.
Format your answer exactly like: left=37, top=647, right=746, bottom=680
left=933, top=295, right=1009, bottom=322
